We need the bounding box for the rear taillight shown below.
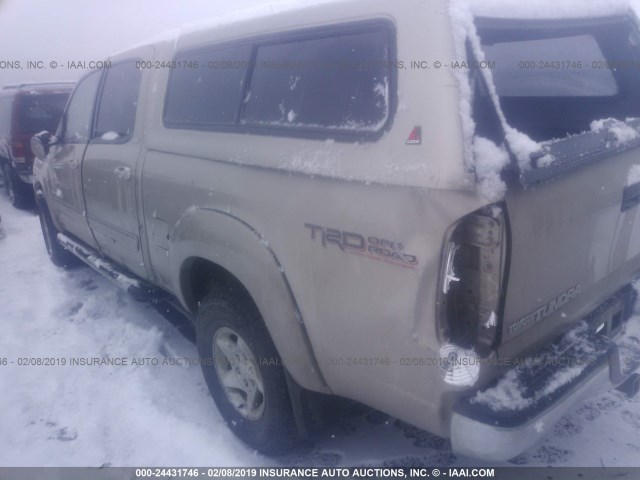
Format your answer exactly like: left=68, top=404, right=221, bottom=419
left=10, top=141, right=26, bottom=163
left=438, top=203, right=508, bottom=357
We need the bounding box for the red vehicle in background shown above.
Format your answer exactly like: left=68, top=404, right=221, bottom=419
left=0, top=82, right=73, bottom=208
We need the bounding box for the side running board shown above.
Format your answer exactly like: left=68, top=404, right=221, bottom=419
left=57, top=233, right=157, bottom=301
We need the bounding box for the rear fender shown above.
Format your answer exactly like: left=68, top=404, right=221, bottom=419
left=169, top=207, right=330, bottom=394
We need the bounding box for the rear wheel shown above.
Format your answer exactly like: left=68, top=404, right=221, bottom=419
left=2, top=163, right=33, bottom=209
left=36, top=193, right=78, bottom=269
left=196, top=285, right=299, bottom=454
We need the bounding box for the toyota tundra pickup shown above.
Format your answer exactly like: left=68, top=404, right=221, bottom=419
left=31, top=0, right=640, bottom=461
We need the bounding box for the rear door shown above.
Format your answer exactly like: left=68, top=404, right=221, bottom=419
left=82, top=54, right=150, bottom=279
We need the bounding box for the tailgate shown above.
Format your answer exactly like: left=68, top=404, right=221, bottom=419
left=501, top=141, right=640, bottom=355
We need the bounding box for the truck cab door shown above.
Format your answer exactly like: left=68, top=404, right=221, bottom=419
left=47, top=70, right=102, bottom=250
left=82, top=54, right=151, bottom=279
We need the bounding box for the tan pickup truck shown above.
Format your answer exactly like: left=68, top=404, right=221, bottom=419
left=32, top=0, right=640, bottom=461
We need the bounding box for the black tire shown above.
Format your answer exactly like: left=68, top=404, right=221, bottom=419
left=2, top=163, right=33, bottom=209
left=36, top=193, right=78, bottom=269
left=196, top=285, right=299, bottom=454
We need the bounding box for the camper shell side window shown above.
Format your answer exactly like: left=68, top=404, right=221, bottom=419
left=163, top=20, right=397, bottom=142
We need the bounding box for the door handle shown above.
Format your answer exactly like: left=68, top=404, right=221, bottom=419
left=114, top=166, right=132, bottom=181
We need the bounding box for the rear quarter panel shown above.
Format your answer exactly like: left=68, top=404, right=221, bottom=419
left=137, top=0, right=490, bottom=436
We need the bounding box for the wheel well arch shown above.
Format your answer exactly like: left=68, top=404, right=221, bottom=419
left=169, top=209, right=329, bottom=393
left=180, top=256, right=254, bottom=315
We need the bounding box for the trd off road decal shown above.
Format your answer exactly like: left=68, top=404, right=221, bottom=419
left=305, top=223, right=418, bottom=268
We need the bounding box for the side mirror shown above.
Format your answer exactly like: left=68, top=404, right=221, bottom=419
left=31, top=131, right=54, bottom=160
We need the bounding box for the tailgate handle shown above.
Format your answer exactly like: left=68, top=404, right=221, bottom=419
left=622, top=182, right=640, bottom=212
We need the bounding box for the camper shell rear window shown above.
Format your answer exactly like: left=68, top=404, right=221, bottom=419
left=474, top=16, right=640, bottom=143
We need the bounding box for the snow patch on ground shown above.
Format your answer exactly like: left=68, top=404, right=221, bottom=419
left=0, top=203, right=256, bottom=467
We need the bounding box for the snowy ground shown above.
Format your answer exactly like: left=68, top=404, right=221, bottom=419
left=2, top=197, right=640, bottom=468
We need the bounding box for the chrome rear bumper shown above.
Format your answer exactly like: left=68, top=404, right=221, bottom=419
left=451, top=286, right=640, bottom=461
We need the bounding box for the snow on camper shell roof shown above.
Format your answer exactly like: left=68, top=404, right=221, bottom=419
left=114, top=0, right=353, bottom=55
left=109, top=0, right=638, bottom=58
left=106, top=0, right=640, bottom=198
